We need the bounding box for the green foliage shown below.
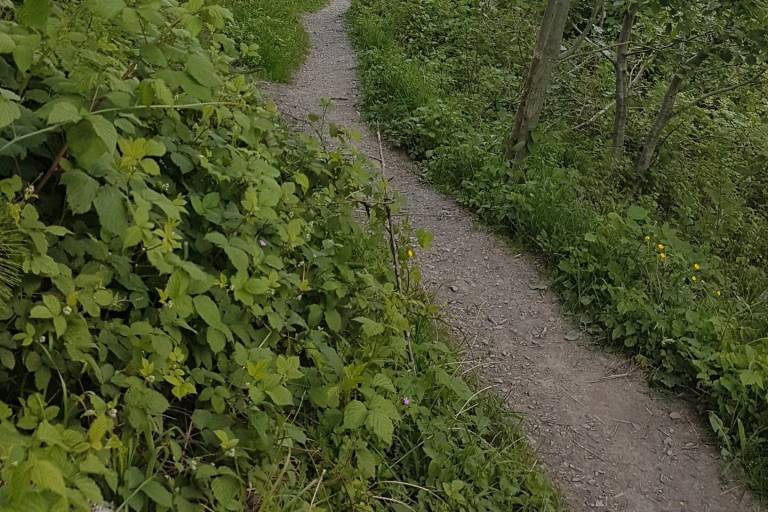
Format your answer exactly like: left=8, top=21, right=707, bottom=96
left=349, top=0, right=768, bottom=495
left=0, top=0, right=560, bottom=510
left=222, top=0, right=327, bottom=82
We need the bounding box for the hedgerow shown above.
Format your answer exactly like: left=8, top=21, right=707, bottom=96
left=349, top=0, right=768, bottom=493
left=0, top=1, right=560, bottom=510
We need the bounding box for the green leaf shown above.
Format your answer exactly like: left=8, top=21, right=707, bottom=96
left=211, top=475, right=240, bottom=507
left=89, top=115, right=118, bottom=154
left=0, top=34, right=15, bottom=54
left=18, top=0, right=52, bottom=28
left=94, top=186, right=128, bottom=235
left=354, top=317, right=385, bottom=337
left=60, top=170, right=99, bottom=214
left=342, top=400, right=367, bottom=430
left=194, top=295, right=222, bottom=328
left=93, top=289, right=113, bottom=307
left=366, top=409, right=394, bottom=445
left=186, top=53, right=221, bottom=88
left=86, top=0, right=126, bottom=19
left=143, top=480, right=173, bottom=507
left=627, top=205, right=649, bottom=221
left=47, top=100, right=82, bottom=125
left=29, top=304, right=53, bottom=319
left=266, top=385, right=293, bottom=406
left=0, top=98, right=21, bottom=129
left=207, top=328, right=226, bottom=353
left=325, top=309, right=342, bottom=333
left=30, top=459, right=66, bottom=495
left=13, top=34, right=39, bottom=72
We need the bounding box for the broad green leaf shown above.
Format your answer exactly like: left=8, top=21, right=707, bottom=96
left=354, top=317, right=385, bottom=337
left=365, top=409, right=394, bottom=445
left=193, top=295, right=222, bottom=328
left=0, top=34, right=15, bottom=54
left=86, top=0, right=126, bottom=19
left=0, top=98, right=20, bottom=129
left=89, top=115, right=118, bottom=153
left=211, top=475, right=240, bottom=507
left=60, top=170, right=99, bottom=214
left=30, top=459, right=66, bottom=495
left=13, top=34, right=39, bottom=72
left=94, top=186, right=128, bottom=235
left=29, top=304, right=53, bottom=318
left=627, top=205, right=649, bottom=221
left=47, top=100, right=82, bottom=125
left=325, top=309, right=342, bottom=333
left=18, top=0, right=52, bottom=28
left=142, top=480, right=173, bottom=507
left=207, top=328, right=226, bottom=353
left=185, top=53, right=221, bottom=88
left=266, top=385, right=293, bottom=406
left=342, top=400, right=367, bottom=429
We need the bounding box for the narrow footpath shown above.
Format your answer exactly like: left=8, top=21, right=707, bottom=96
left=263, top=1, right=756, bottom=510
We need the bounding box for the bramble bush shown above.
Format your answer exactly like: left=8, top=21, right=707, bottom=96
left=349, top=0, right=768, bottom=493
left=0, top=1, right=560, bottom=510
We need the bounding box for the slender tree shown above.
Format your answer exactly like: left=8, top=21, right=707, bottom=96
left=505, top=0, right=571, bottom=162
left=611, top=7, right=635, bottom=166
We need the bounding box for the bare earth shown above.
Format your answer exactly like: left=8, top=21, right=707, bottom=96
left=262, top=1, right=757, bottom=510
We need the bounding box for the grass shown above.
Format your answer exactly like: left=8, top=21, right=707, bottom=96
left=223, top=0, right=327, bottom=82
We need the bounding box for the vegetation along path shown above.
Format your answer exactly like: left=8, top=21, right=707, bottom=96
left=263, top=1, right=755, bottom=510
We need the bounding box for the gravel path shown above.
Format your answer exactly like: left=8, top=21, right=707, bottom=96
left=262, top=1, right=756, bottom=510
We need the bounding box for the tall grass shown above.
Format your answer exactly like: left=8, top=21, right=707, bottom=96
left=223, top=0, right=327, bottom=82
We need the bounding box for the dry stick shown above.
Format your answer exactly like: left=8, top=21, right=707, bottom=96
left=376, top=125, right=415, bottom=370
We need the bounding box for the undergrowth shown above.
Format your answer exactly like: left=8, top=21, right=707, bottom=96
left=222, top=0, right=327, bottom=82
left=349, top=0, right=768, bottom=495
left=0, top=1, right=560, bottom=510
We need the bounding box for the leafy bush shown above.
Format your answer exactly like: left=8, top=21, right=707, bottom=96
left=349, top=0, right=768, bottom=494
left=0, top=1, right=561, bottom=510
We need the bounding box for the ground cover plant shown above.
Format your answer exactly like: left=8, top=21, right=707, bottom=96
left=348, top=0, right=768, bottom=493
left=0, top=0, right=561, bottom=510
left=222, top=0, right=326, bottom=82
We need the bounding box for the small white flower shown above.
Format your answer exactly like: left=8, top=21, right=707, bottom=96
left=146, top=375, right=156, bottom=383
left=62, top=306, right=73, bottom=316
left=38, top=335, right=46, bottom=343
left=165, top=300, right=174, bottom=309
left=108, top=408, right=118, bottom=418
left=226, top=448, right=236, bottom=457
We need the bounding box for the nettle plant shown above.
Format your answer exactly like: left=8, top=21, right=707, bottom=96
left=0, top=1, right=425, bottom=510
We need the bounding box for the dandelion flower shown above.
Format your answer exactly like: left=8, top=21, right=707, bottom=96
left=406, top=248, right=414, bottom=259
left=659, top=253, right=667, bottom=261
left=656, top=243, right=665, bottom=252
left=693, top=263, right=701, bottom=271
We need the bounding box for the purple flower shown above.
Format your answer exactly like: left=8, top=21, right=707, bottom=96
left=402, top=397, right=411, bottom=407
left=259, top=239, right=268, bottom=248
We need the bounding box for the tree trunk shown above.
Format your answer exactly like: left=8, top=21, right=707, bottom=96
left=634, top=73, right=683, bottom=180
left=505, top=0, right=571, bottom=162
left=611, top=9, right=635, bottom=166
left=635, top=50, right=709, bottom=180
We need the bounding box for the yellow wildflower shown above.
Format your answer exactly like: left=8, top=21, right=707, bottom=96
left=406, top=248, right=415, bottom=259
left=644, top=235, right=651, bottom=242
left=715, top=290, right=722, bottom=297
left=656, top=243, right=665, bottom=252
left=659, top=252, right=667, bottom=261
left=691, top=276, right=698, bottom=282
left=693, top=263, right=701, bottom=271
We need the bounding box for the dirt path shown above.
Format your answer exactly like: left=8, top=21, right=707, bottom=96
left=262, top=1, right=756, bottom=510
